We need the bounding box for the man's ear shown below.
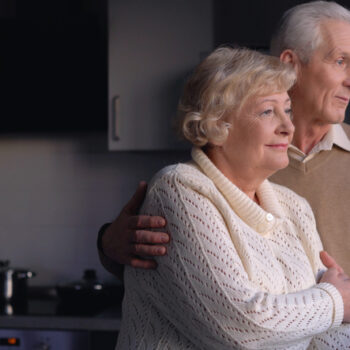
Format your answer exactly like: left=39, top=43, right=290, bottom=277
left=280, top=49, right=301, bottom=73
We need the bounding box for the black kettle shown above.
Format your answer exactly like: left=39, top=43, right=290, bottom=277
left=0, top=260, right=36, bottom=302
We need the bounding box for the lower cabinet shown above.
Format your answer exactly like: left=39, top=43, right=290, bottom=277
left=90, top=331, right=118, bottom=350
left=0, top=329, right=118, bottom=350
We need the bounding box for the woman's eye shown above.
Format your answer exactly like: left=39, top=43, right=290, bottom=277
left=260, top=109, right=273, bottom=116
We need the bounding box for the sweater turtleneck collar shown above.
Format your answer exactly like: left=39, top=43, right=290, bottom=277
left=191, top=147, right=284, bottom=236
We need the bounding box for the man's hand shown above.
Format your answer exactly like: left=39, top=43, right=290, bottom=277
left=102, top=181, right=169, bottom=269
left=319, top=251, right=350, bottom=323
left=320, top=251, right=344, bottom=274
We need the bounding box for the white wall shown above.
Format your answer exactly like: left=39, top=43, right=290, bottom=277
left=0, top=133, right=188, bottom=285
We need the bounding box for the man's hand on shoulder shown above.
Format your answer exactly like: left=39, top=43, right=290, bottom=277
left=102, top=181, right=170, bottom=270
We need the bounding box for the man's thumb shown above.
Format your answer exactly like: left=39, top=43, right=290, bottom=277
left=320, top=251, right=343, bottom=273
left=124, top=181, right=148, bottom=214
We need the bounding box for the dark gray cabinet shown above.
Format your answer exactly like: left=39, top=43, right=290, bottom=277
left=5, top=0, right=107, bottom=133
left=107, top=0, right=213, bottom=150
left=7, top=0, right=349, bottom=135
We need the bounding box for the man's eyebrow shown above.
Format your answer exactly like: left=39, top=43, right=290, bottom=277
left=324, top=47, right=350, bottom=60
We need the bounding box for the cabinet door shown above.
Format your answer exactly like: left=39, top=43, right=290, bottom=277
left=108, top=0, right=213, bottom=150
left=13, top=1, right=107, bottom=133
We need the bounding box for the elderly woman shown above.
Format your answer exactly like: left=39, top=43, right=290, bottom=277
left=116, top=48, right=350, bottom=349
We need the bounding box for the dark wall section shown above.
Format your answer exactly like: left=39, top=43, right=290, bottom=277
left=214, top=0, right=306, bottom=49
left=214, top=0, right=350, bottom=48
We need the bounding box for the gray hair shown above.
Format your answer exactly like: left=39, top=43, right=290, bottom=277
left=270, top=1, right=350, bottom=62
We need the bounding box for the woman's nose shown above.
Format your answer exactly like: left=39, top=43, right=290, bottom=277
left=278, top=112, right=295, bottom=135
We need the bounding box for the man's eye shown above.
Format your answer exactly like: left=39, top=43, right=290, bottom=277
left=335, top=57, right=345, bottom=66
left=285, top=108, right=293, bottom=119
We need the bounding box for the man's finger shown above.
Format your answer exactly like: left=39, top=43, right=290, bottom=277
left=320, top=251, right=334, bottom=267
left=130, top=258, right=158, bottom=270
left=123, top=181, right=148, bottom=214
left=320, top=251, right=337, bottom=268
left=132, top=230, right=170, bottom=244
left=129, top=215, right=166, bottom=229
left=132, top=243, right=167, bottom=257
left=320, top=251, right=344, bottom=273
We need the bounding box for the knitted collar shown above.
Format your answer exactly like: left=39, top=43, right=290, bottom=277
left=191, top=147, right=284, bottom=235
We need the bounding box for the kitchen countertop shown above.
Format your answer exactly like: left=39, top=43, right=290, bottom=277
left=0, top=308, right=121, bottom=331
left=0, top=287, right=123, bottom=332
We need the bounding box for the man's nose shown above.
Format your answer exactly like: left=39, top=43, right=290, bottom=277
left=344, top=76, right=350, bottom=88
left=345, top=67, right=350, bottom=88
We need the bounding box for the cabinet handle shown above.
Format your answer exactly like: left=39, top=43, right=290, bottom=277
left=112, top=95, right=120, bottom=140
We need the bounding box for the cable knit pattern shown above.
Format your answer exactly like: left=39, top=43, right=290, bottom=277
left=116, top=147, right=350, bottom=350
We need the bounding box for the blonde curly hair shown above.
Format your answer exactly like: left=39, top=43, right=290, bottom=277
left=177, top=47, right=296, bottom=146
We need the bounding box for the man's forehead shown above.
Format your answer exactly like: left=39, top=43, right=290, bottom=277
left=319, top=19, right=350, bottom=55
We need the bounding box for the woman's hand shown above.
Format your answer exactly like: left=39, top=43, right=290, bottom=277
left=101, top=181, right=170, bottom=269
left=319, top=251, right=350, bottom=323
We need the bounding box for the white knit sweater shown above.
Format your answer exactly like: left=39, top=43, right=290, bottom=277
left=116, top=147, right=350, bottom=350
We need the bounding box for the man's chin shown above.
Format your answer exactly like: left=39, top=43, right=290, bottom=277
left=324, top=110, right=346, bottom=125
left=333, top=114, right=346, bottom=124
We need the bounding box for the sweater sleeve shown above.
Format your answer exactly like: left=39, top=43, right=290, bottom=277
left=310, top=323, right=350, bottom=349
left=135, top=171, right=344, bottom=349
left=298, top=200, right=350, bottom=346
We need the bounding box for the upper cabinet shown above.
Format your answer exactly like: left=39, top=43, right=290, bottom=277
left=107, top=0, right=213, bottom=151
left=8, top=0, right=349, bottom=137
left=5, top=1, right=107, bottom=133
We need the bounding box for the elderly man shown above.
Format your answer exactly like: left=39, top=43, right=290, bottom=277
left=269, top=1, right=350, bottom=276
left=98, top=1, right=350, bottom=277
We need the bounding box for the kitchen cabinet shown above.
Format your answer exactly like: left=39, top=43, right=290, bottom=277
left=0, top=287, right=121, bottom=349
left=9, top=0, right=350, bottom=137
left=0, top=329, right=118, bottom=350
left=5, top=0, right=107, bottom=133
left=107, top=0, right=213, bottom=150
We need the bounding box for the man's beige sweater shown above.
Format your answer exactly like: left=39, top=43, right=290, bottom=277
left=116, top=147, right=349, bottom=350
left=270, top=123, right=350, bottom=276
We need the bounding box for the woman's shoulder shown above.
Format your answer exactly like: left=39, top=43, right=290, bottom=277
left=148, top=161, right=213, bottom=193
